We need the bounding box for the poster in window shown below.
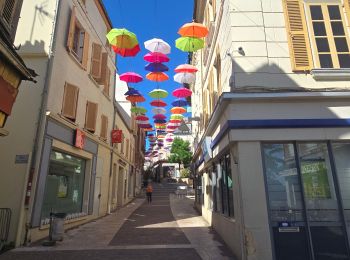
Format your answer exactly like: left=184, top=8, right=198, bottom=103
left=57, top=176, right=68, bottom=198
left=301, top=161, right=331, bottom=199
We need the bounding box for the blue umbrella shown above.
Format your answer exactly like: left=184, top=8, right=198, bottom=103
left=145, top=63, right=169, bottom=72
left=157, top=130, right=167, bottom=134
left=154, top=119, right=167, bottom=124
left=124, top=88, right=141, bottom=96
left=171, top=98, right=188, bottom=107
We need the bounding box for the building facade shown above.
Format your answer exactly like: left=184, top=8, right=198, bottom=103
left=192, top=0, right=350, bottom=259
left=0, top=0, right=122, bottom=246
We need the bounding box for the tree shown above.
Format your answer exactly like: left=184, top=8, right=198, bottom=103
left=168, top=138, right=192, bottom=169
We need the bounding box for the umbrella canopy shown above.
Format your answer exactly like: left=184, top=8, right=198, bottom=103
left=135, top=115, right=149, bottom=121
left=106, top=28, right=138, bottom=49
left=153, top=114, right=167, bottom=120
left=144, top=52, right=170, bottom=63
left=178, top=22, right=209, bottom=38
left=150, top=100, right=167, bottom=107
left=148, top=89, right=168, bottom=99
left=138, top=124, right=152, bottom=129
left=155, top=125, right=166, bottom=129
left=145, top=63, right=169, bottom=72
left=166, top=138, right=174, bottom=142
left=169, top=119, right=182, bottom=123
left=175, top=37, right=204, bottom=52
left=112, top=44, right=140, bottom=57
left=154, top=119, right=167, bottom=124
left=120, top=72, right=143, bottom=83
left=137, top=120, right=150, bottom=125
left=174, top=72, right=195, bottom=84
left=144, top=38, right=171, bottom=54
left=167, top=125, right=179, bottom=129
left=131, top=106, right=147, bottom=114
left=157, top=130, right=167, bottom=135
left=170, top=114, right=184, bottom=120
left=174, top=64, right=198, bottom=73
left=126, top=95, right=145, bottom=102
left=124, top=88, right=141, bottom=96
left=146, top=72, right=169, bottom=82
left=152, top=107, right=166, bottom=114
left=173, top=87, right=193, bottom=98
left=171, top=99, right=188, bottom=107
left=171, top=107, right=186, bottom=114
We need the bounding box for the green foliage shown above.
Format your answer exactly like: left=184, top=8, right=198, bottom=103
left=180, top=168, right=190, bottom=178
left=168, top=138, right=192, bottom=166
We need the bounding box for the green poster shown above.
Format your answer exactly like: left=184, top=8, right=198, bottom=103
left=301, top=161, right=331, bottom=199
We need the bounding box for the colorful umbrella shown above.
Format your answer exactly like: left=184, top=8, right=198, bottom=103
left=155, top=125, right=166, bottom=129
left=150, top=100, right=167, bottom=107
left=170, top=114, right=184, bottom=120
left=146, top=72, right=169, bottom=82
left=131, top=106, right=147, bottom=114
left=166, top=138, right=174, bottom=142
left=167, top=125, right=179, bottom=129
left=173, top=87, right=192, bottom=98
left=154, top=119, right=167, bottom=124
left=174, top=64, right=198, bottom=73
left=151, top=107, right=166, bottom=114
left=106, top=28, right=138, bottom=49
left=136, top=115, right=149, bottom=121
left=157, top=130, right=167, bottom=134
left=144, top=38, right=171, bottom=54
left=144, top=52, right=170, bottom=63
left=171, top=99, right=188, bottom=107
left=120, top=72, right=143, bottom=83
left=153, top=114, right=167, bottom=120
left=112, top=44, right=140, bottom=57
left=175, top=37, right=204, bottom=52
left=139, top=124, right=152, bottom=129
left=174, top=72, right=195, bottom=84
left=171, top=107, right=186, bottom=114
left=148, top=89, right=168, bottom=98
left=145, top=63, right=169, bottom=72
left=170, top=119, right=182, bottom=123
left=124, top=88, right=141, bottom=96
left=178, top=22, right=209, bottom=38
left=126, top=95, right=145, bottom=102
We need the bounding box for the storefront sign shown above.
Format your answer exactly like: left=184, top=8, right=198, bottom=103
left=15, top=154, right=29, bottom=164
left=111, top=129, right=122, bottom=143
left=74, top=129, right=85, bottom=149
left=201, top=136, right=212, bottom=162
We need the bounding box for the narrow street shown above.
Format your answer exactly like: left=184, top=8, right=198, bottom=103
left=0, top=183, right=235, bottom=260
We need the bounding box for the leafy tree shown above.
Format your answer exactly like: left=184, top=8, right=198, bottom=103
left=168, top=138, right=192, bottom=169
left=180, top=168, right=190, bottom=178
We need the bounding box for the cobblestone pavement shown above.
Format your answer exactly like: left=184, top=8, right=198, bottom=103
left=0, top=183, right=235, bottom=260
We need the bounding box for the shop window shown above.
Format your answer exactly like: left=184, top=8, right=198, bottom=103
left=207, top=168, right=213, bottom=210
left=41, top=150, right=86, bottom=220
left=85, top=101, right=98, bottom=133
left=215, top=163, right=222, bottom=213
left=67, top=7, right=89, bottom=69
left=226, top=154, right=234, bottom=217
left=61, top=83, right=79, bottom=121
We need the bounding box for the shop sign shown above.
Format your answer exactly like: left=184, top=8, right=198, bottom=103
left=201, top=136, right=212, bottom=162
left=111, top=129, right=122, bottom=143
left=74, top=129, right=85, bottom=149
left=15, top=154, right=29, bottom=164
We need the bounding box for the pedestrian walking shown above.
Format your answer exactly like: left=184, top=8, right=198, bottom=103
left=146, top=183, right=153, bottom=204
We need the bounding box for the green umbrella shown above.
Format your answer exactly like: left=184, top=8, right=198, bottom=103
left=175, top=37, right=204, bottom=52
left=106, top=28, right=138, bottom=49
left=148, top=89, right=168, bottom=99
left=131, top=106, right=147, bottom=114
left=170, top=114, right=184, bottom=120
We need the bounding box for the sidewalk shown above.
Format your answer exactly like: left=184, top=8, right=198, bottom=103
left=0, top=183, right=235, bottom=259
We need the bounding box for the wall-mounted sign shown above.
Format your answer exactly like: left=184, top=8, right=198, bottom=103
left=15, top=154, right=29, bottom=164
left=201, top=136, right=212, bottom=162
left=74, top=129, right=85, bottom=149
left=111, top=129, right=122, bottom=143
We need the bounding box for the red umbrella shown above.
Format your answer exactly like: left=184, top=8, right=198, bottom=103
left=120, top=72, right=143, bottom=83
left=153, top=114, right=167, bottom=120
left=170, top=119, right=181, bottom=123
left=150, top=100, right=167, bottom=107
left=172, top=87, right=192, bottom=98
left=112, top=44, right=141, bottom=57
left=126, top=95, right=145, bottom=102
left=174, top=64, right=198, bottom=73
left=136, top=115, right=149, bottom=121
left=167, top=125, right=179, bottom=129
left=144, top=52, right=170, bottom=63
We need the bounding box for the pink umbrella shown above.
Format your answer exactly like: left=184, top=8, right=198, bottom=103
left=138, top=124, right=152, bottom=128
left=144, top=52, right=170, bottom=63
left=136, top=115, right=149, bottom=121
left=119, top=72, right=143, bottom=83
left=173, top=87, right=192, bottom=98
left=153, top=114, right=167, bottom=120
left=150, top=100, right=167, bottom=107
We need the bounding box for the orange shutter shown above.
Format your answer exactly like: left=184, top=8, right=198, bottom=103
left=103, top=69, right=111, bottom=95
left=62, top=83, right=79, bottom=120
left=81, top=32, right=90, bottom=70
left=97, top=52, right=108, bottom=84
left=100, top=114, right=108, bottom=140
left=85, top=101, right=98, bottom=132
left=66, top=7, right=76, bottom=51
left=90, top=43, right=102, bottom=79
left=282, top=0, right=312, bottom=71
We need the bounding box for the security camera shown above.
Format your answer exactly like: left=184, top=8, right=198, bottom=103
left=238, top=47, right=245, bottom=56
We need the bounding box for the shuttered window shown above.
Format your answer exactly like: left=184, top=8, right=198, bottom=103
left=126, top=139, right=129, bottom=159
left=85, top=101, right=98, bottom=132
left=1, top=0, right=15, bottom=25
left=100, top=114, right=108, bottom=141
left=90, top=43, right=102, bottom=79
left=282, top=0, right=313, bottom=71
left=62, top=83, right=79, bottom=120
left=97, top=53, right=107, bottom=84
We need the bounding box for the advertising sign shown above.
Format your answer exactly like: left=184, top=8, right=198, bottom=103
left=74, top=129, right=85, bottom=149
left=111, top=129, right=122, bottom=143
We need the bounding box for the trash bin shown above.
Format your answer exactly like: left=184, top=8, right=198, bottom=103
left=50, top=213, right=66, bottom=241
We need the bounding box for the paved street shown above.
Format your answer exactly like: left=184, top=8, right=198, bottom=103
left=0, top=183, right=235, bottom=260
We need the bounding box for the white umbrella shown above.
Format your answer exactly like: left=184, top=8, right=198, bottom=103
left=174, top=72, right=195, bottom=84
left=152, top=107, right=167, bottom=114
left=144, top=38, right=171, bottom=54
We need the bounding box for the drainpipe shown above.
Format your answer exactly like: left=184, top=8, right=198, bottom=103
left=23, top=0, right=61, bottom=245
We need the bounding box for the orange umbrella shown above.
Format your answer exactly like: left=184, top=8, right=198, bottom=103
left=178, top=22, right=209, bottom=38
left=146, top=72, right=169, bottom=82
left=171, top=107, right=186, bottom=114
left=126, top=95, right=145, bottom=102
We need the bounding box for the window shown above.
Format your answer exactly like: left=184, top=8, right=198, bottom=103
left=67, top=7, right=89, bottom=69
left=90, top=43, right=102, bottom=79
left=100, top=114, right=108, bottom=141
left=85, top=101, right=98, bottom=133
left=96, top=53, right=111, bottom=96
left=0, top=0, right=22, bottom=40
left=307, top=3, right=350, bottom=68
left=61, top=83, right=79, bottom=121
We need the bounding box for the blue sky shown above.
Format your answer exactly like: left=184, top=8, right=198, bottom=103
left=103, top=0, right=194, bottom=138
